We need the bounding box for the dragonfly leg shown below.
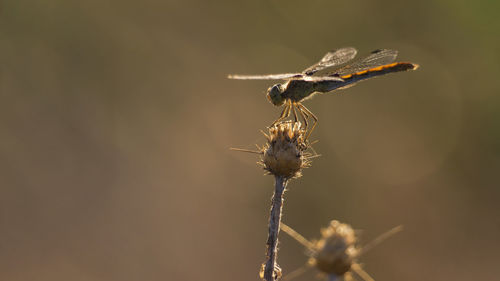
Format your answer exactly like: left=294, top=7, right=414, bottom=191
left=291, top=102, right=298, bottom=123
left=294, top=102, right=309, bottom=130
left=301, top=108, right=309, bottom=120
left=270, top=99, right=292, bottom=127
left=297, top=103, right=318, bottom=140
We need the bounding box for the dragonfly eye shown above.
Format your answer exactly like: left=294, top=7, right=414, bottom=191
left=267, top=84, right=285, bottom=106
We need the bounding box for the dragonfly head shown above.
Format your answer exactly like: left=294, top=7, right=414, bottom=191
left=266, top=84, right=285, bottom=106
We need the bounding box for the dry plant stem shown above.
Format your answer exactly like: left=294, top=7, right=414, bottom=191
left=263, top=175, right=288, bottom=281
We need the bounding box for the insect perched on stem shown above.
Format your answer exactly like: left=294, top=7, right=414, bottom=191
left=228, top=48, right=419, bottom=139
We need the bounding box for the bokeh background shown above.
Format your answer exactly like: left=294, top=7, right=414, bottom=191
left=1, top=0, right=499, bottom=280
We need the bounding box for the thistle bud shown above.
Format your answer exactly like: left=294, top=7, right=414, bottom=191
left=312, top=220, right=359, bottom=276
left=261, top=121, right=310, bottom=179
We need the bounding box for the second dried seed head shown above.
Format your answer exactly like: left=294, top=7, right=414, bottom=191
left=312, top=220, right=359, bottom=276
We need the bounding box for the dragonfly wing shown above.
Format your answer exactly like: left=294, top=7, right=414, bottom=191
left=227, top=73, right=302, bottom=80
left=302, top=47, right=357, bottom=75
left=332, top=49, right=398, bottom=76
left=301, top=76, right=344, bottom=82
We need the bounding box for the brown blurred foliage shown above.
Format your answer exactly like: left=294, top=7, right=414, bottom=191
left=1, top=0, right=499, bottom=280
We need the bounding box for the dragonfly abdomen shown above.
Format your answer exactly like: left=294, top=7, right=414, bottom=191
left=338, top=62, right=418, bottom=86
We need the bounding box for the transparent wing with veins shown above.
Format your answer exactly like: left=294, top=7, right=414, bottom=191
left=302, top=76, right=344, bottom=82
left=330, top=49, right=399, bottom=76
left=227, top=73, right=303, bottom=80
left=227, top=47, right=357, bottom=81
left=302, top=47, right=357, bottom=75
left=227, top=73, right=344, bottom=82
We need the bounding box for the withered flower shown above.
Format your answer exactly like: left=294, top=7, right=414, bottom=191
left=281, top=220, right=403, bottom=281
left=261, top=121, right=312, bottom=179
left=231, top=121, right=317, bottom=281
left=312, top=220, right=359, bottom=276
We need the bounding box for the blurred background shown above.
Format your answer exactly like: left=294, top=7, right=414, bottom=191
left=1, top=0, right=499, bottom=280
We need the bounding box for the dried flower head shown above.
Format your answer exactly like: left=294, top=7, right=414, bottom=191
left=261, top=121, right=311, bottom=179
left=311, top=220, right=359, bottom=276
left=281, top=221, right=403, bottom=281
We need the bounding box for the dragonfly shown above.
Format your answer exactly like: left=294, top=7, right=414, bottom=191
left=228, top=48, right=419, bottom=139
